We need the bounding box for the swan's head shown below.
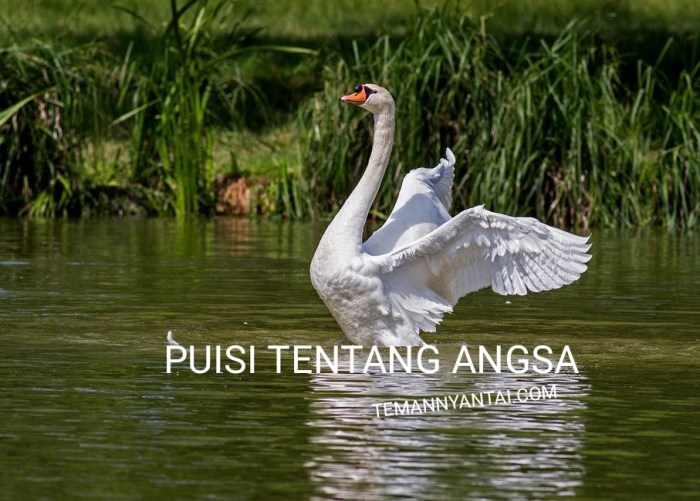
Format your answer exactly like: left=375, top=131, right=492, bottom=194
left=340, top=84, right=394, bottom=115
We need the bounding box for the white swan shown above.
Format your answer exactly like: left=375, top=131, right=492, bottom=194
left=310, top=84, right=591, bottom=346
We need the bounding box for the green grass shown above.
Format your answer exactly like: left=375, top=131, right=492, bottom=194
left=113, top=0, right=243, bottom=216
left=2, top=0, right=315, bottom=216
left=4, top=0, right=699, bottom=41
left=300, top=12, right=699, bottom=228
left=0, top=43, right=107, bottom=216
left=0, top=0, right=698, bottom=226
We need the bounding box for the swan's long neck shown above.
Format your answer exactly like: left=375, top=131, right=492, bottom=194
left=324, top=108, right=395, bottom=253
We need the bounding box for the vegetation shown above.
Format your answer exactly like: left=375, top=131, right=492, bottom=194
left=301, top=16, right=699, bottom=228
left=0, top=43, right=107, bottom=216
left=0, top=0, right=698, bottom=227
left=113, top=0, right=312, bottom=216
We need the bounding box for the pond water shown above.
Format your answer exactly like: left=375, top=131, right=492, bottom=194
left=1, top=218, right=698, bottom=499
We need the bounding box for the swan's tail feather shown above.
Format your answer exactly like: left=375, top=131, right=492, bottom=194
left=385, top=274, right=452, bottom=334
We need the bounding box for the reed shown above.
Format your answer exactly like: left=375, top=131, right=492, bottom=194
left=299, top=10, right=699, bottom=228
left=113, top=0, right=314, bottom=216
left=1, top=3, right=697, bottom=225
left=0, top=43, right=113, bottom=216
left=113, top=0, right=230, bottom=215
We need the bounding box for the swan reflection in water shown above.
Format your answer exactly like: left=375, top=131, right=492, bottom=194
left=304, top=347, right=589, bottom=500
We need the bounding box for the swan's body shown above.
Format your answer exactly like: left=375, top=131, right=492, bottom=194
left=310, top=84, right=591, bottom=346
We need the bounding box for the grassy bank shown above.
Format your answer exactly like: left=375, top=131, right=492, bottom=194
left=1, top=0, right=698, bottom=227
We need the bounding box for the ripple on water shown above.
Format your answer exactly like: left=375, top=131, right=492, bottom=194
left=0, top=221, right=698, bottom=500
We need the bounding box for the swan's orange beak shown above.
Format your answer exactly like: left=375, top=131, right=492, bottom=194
left=340, top=86, right=368, bottom=104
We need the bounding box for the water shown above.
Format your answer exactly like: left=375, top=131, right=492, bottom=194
left=1, top=218, right=698, bottom=499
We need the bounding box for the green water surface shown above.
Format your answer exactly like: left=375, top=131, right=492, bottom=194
left=0, top=218, right=698, bottom=499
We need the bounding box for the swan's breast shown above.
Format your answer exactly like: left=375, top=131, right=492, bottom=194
left=311, top=253, right=389, bottom=323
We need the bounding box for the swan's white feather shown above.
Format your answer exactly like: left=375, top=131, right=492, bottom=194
left=360, top=161, right=592, bottom=342
left=363, top=149, right=455, bottom=256
left=370, top=203, right=591, bottom=308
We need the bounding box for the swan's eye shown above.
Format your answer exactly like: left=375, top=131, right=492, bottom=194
left=354, top=84, right=363, bottom=93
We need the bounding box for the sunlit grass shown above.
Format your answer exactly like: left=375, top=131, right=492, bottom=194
left=299, top=12, right=699, bottom=229
left=1, top=0, right=698, bottom=224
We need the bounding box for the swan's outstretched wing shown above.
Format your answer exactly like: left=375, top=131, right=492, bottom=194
left=363, top=149, right=456, bottom=255
left=370, top=205, right=592, bottom=306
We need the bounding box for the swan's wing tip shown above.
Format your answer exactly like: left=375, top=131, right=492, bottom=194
left=445, top=148, right=455, bottom=165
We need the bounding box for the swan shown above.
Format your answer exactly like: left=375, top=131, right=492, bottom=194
left=310, top=84, right=591, bottom=346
